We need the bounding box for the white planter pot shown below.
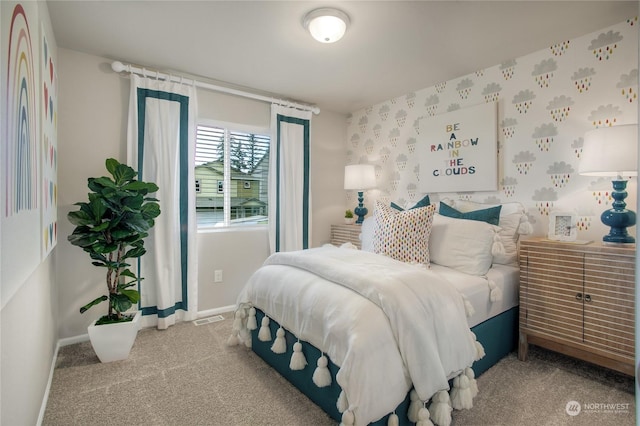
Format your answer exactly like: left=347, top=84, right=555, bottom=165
left=344, top=218, right=355, bottom=225
left=88, top=311, right=142, bottom=363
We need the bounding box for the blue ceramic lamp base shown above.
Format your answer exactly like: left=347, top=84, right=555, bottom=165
left=601, top=180, right=636, bottom=244
left=354, top=191, right=368, bottom=225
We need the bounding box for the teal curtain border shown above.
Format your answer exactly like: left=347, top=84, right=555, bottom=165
left=275, top=114, right=310, bottom=252
left=136, top=88, right=190, bottom=319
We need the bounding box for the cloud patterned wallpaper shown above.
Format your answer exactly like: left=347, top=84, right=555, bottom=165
left=345, top=18, right=638, bottom=241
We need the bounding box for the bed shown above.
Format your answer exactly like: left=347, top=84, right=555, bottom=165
left=229, top=198, right=531, bottom=426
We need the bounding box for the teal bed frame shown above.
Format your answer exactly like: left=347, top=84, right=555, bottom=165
left=251, top=306, right=518, bottom=425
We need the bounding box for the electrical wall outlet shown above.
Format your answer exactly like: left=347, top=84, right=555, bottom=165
left=214, top=270, right=223, bottom=283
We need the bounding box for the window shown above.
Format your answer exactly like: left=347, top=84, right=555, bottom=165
left=195, top=123, right=270, bottom=228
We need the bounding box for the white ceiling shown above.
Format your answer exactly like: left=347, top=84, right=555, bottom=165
left=47, top=1, right=638, bottom=114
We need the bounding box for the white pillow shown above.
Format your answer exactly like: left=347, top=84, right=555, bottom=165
left=450, top=199, right=525, bottom=217
left=428, top=214, right=499, bottom=275
left=442, top=199, right=529, bottom=265
left=492, top=213, right=521, bottom=265
left=360, top=217, right=375, bottom=252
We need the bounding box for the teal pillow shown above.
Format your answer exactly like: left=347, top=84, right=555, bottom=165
left=412, top=195, right=431, bottom=209
left=439, top=202, right=502, bottom=226
left=391, top=195, right=430, bottom=211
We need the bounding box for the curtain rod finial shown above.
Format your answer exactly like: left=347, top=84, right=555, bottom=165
left=111, top=61, right=125, bottom=73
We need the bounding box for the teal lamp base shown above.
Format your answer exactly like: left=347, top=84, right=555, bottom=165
left=354, top=191, right=368, bottom=224
left=601, top=180, right=636, bottom=244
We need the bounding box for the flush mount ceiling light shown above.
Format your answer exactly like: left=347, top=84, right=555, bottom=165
left=303, top=8, right=350, bottom=43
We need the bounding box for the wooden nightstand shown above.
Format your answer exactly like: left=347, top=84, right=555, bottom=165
left=330, top=224, right=362, bottom=249
left=518, top=238, right=635, bottom=376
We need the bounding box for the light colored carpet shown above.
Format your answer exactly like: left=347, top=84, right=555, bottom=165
left=43, top=313, right=635, bottom=425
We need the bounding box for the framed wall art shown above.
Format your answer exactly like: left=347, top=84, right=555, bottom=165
left=417, top=102, right=498, bottom=193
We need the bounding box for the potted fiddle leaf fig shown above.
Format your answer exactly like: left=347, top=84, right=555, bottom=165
left=67, top=158, right=160, bottom=362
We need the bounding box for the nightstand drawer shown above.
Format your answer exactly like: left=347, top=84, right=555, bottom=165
left=330, top=224, right=362, bottom=249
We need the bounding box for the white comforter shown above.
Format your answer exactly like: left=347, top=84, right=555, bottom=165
left=235, top=245, right=477, bottom=425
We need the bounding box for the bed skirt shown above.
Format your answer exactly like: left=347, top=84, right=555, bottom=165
left=250, top=307, right=518, bottom=425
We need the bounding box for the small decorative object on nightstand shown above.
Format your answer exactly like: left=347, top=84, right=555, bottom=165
left=547, top=211, right=577, bottom=241
left=518, top=238, right=635, bottom=376
left=344, top=209, right=355, bottom=225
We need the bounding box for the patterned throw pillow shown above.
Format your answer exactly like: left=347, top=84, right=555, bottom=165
left=373, top=200, right=436, bottom=265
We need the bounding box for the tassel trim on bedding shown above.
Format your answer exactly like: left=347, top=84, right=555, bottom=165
left=485, top=277, right=503, bottom=302
left=228, top=308, right=481, bottom=426
left=429, top=391, right=453, bottom=426
left=247, top=307, right=258, bottom=330
left=465, top=367, right=479, bottom=398
left=470, top=331, right=486, bottom=361
left=312, top=354, right=332, bottom=387
left=450, top=374, right=473, bottom=410
left=491, top=234, right=505, bottom=257
left=226, top=332, right=240, bottom=346
left=290, top=341, right=308, bottom=370
left=387, top=412, right=400, bottom=426
left=406, top=370, right=477, bottom=426
left=517, top=215, right=533, bottom=235
left=337, top=391, right=349, bottom=413
left=408, top=389, right=421, bottom=422
left=271, top=328, right=287, bottom=354
left=417, top=406, right=435, bottom=426
left=227, top=307, right=252, bottom=348
left=340, top=410, right=355, bottom=426
left=462, top=295, right=475, bottom=318
left=258, top=317, right=272, bottom=341
left=232, top=309, right=245, bottom=331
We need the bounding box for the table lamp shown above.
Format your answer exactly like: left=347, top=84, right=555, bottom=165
left=579, top=124, right=638, bottom=244
left=344, top=164, right=376, bottom=224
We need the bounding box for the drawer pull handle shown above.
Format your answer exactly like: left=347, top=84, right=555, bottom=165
left=584, top=294, right=592, bottom=303
left=575, top=293, right=583, bottom=301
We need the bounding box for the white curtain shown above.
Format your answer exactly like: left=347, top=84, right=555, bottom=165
left=269, top=105, right=313, bottom=253
left=127, top=75, right=198, bottom=329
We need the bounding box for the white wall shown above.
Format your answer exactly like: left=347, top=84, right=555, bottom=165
left=0, top=2, right=59, bottom=424
left=1, top=255, right=57, bottom=425
left=56, top=48, right=347, bottom=338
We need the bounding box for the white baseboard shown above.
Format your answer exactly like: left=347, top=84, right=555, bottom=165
left=56, top=306, right=235, bottom=346
left=58, top=333, right=90, bottom=347
left=36, top=341, right=60, bottom=426
left=197, top=305, right=235, bottom=319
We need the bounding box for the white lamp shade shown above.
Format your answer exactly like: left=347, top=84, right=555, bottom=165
left=303, top=8, right=349, bottom=43
left=344, top=164, right=376, bottom=190
left=579, top=124, right=638, bottom=177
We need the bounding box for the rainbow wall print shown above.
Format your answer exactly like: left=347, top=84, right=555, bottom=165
left=1, top=1, right=49, bottom=308
left=41, top=27, right=58, bottom=257
left=5, top=3, right=38, bottom=217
